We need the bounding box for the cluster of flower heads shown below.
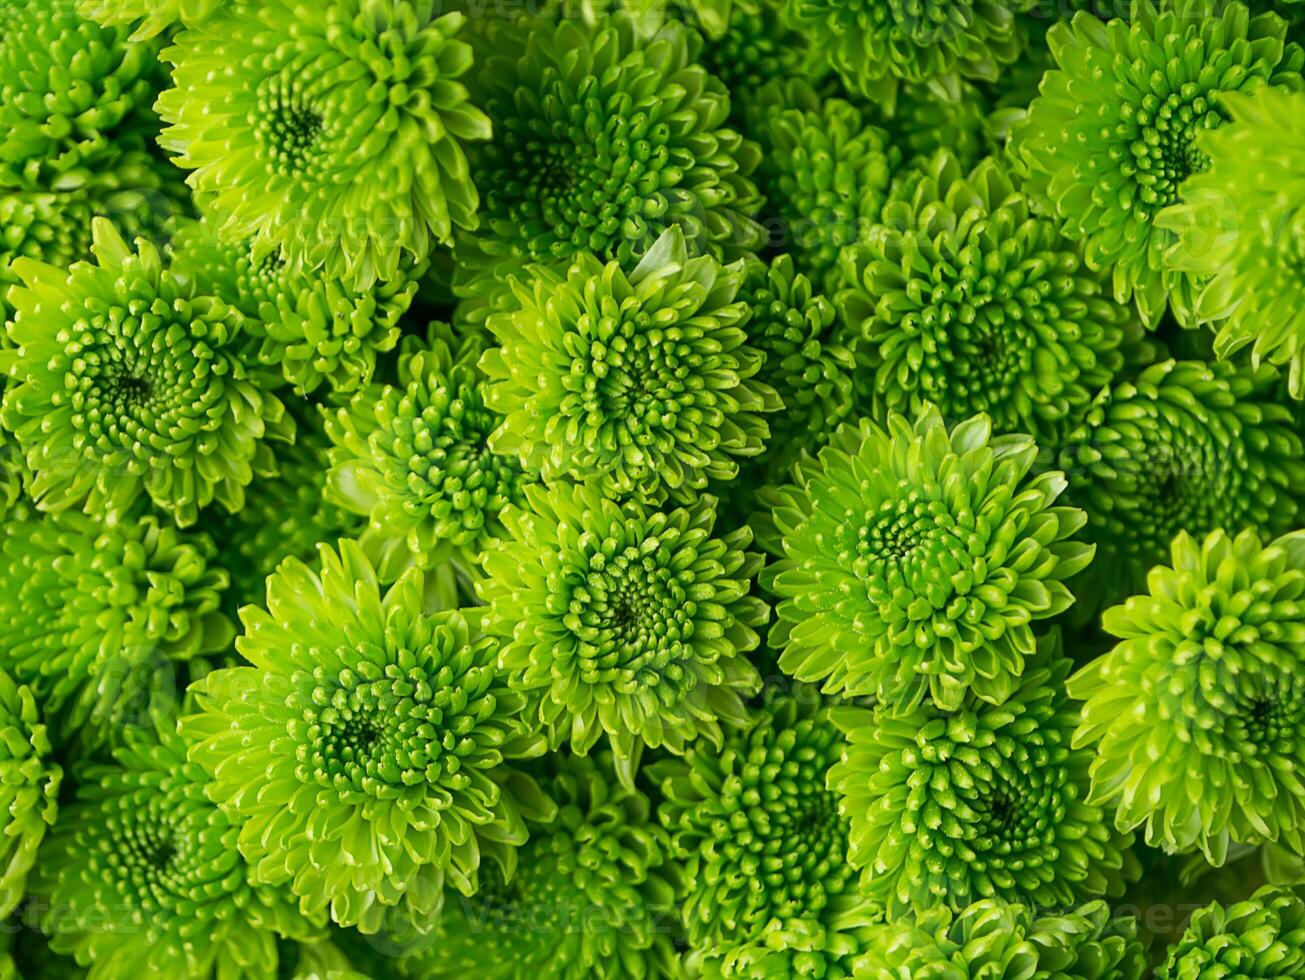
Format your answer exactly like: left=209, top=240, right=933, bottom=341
left=0, top=0, right=1304, bottom=977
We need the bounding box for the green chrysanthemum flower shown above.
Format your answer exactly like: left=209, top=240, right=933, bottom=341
left=156, top=1, right=490, bottom=287
left=183, top=540, right=548, bottom=933
left=206, top=406, right=354, bottom=612
left=854, top=900, right=1147, bottom=979
left=478, top=483, right=766, bottom=786
left=170, top=219, right=421, bottom=395
left=1058, top=358, right=1305, bottom=613
left=0, top=510, right=233, bottom=745
left=0, top=0, right=161, bottom=171
left=1160, top=88, right=1305, bottom=397
left=782, top=0, right=1029, bottom=110
left=33, top=726, right=316, bottom=979
left=402, top=754, right=679, bottom=979
left=76, top=0, right=225, bottom=41
left=451, top=14, right=764, bottom=300
left=760, top=405, right=1093, bottom=713
left=324, top=324, right=530, bottom=585
left=1157, top=887, right=1305, bottom=978
left=738, top=255, right=855, bottom=474
left=1014, top=0, right=1305, bottom=325
left=838, top=151, right=1144, bottom=444
left=0, top=149, right=189, bottom=312
left=0, top=670, right=60, bottom=920
left=481, top=227, right=780, bottom=503
left=1069, top=528, right=1305, bottom=864
left=1, top=219, right=293, bottom=527
left=753, top=86, right=894, bottom=294
left=650, top=693, right=880, bottom=961
left=829, top=633, right=1136, bottom=915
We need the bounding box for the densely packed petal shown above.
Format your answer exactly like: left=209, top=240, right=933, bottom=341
left=33, top=726, right=315, bottom=978
left=829, top=632, right=1137, bottom=914
left=157, top=1, right=490, bottom=286
left=479, top=482, right=766, bottom=783
left=761, top=405, right=1092, bottom=711
left=1070, top=528, right=1305, bottom=863
left=481, top=227, right=780, bottom=502
left=183, top=540, right=548, bottom=933
left=1014, top=0, right=1305, bottom=324
left=1, top=219, right=293, bottom=527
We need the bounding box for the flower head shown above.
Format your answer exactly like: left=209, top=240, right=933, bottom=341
left=401, top=754, right=679, bottom=979
left=0, top=511, right=233, bottom=746
left=1160, top=87, right=1305, bottom=397
left=1014, top=0, right=1305, bottom=324
left=76, top=0, right=226, bottom=40
left=452, top=14, right=764, bottom=299
left=761, top=405, right=1093, bottom=713
left=478, top=483, right=766, bottom=786
left=854, top=900, right=1147, bottom=979
left=1, top=219, right=293, bottom=527
left=326, top=324, right=532, bottom=584
left=754, top=87, right=895, bottom=294
left=1069, top=527, right=1305, bottom=864
left=828, top=632, right=1137, bottom=915
left=0, top=0, right=162, bottom=171
left=650, top=692, right=878, bottom=958
left=0, top=670, right=61, bottom=919
left=183, top=539, right=547, bottom=932
left=838, top=151, right=1145, bottom=444
left=32, top=725, right=316, bottom=978
left=481, top=227, right=780, bottom=503
left=1058, top=358, right=1305, bottom=613
left=782, top=0, right=1027, bottom=110
left=1157, top=887, right=1305, bottom=978
left=170, top=219, right=422, bottom=395
left=157, top=1, right=490, bottom=287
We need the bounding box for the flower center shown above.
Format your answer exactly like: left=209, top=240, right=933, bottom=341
left=320, top=717, right=382, bottom=763
left=567, top=544, right=693, bottom=682
left=256, top=77, right=326, bottom=174
left=606, top=587, right=650, bottom=640
left=108, top=371, right=152, bottom=408
left=1131, top=92, right=1219, bottom=212
left=1200, top=672, right=1305, bottom=762
left=1241, top=696, right=1283, bottom=746
left=848, top=490, right=955, bottom=569
left=143, top=837, right=178, bottom=870
left=69, top=305, right=227, bottom=460
left=971, top=763, right=1063, bottom=854
left=296, top=659, right=489, bottom=797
